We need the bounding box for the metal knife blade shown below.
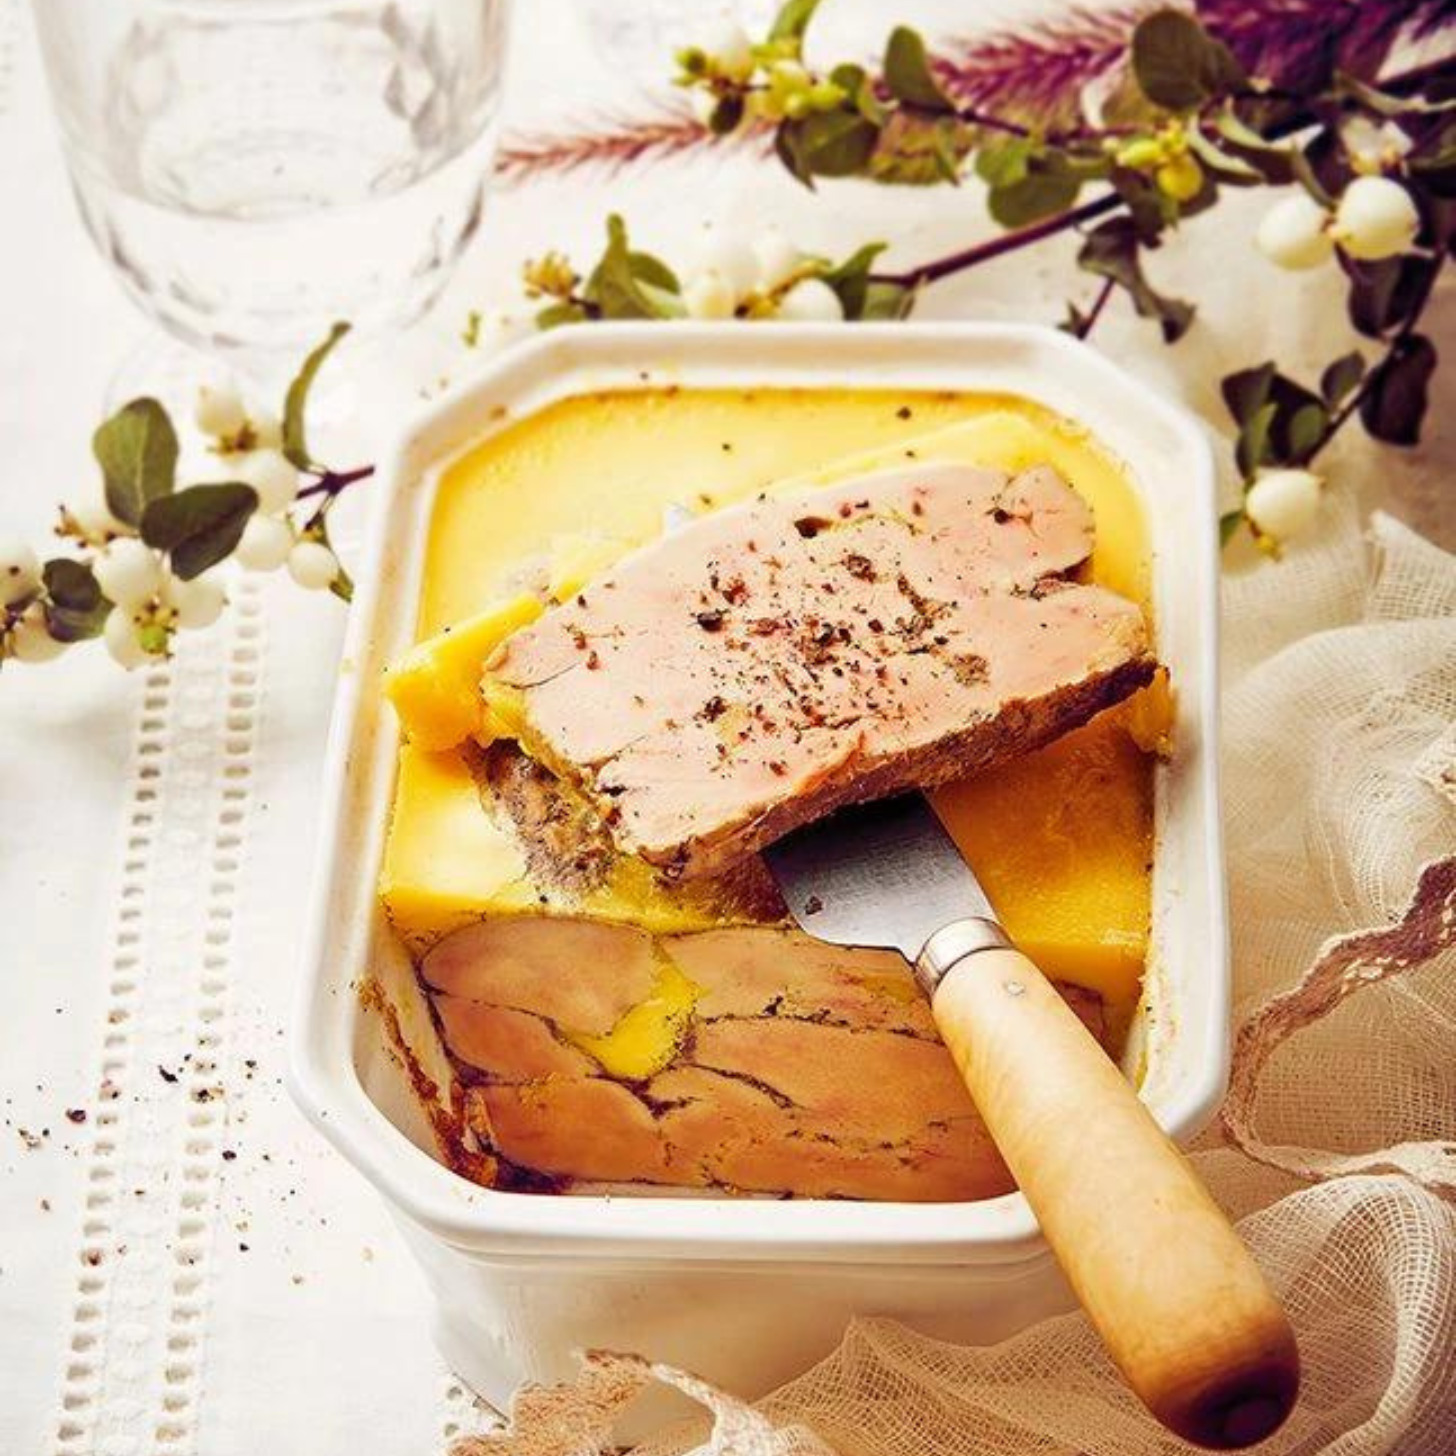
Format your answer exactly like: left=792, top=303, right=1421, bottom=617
left=762, top=793, right=997, bottom=963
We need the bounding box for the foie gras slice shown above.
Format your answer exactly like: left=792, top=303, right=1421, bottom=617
left=484, top=462, right=1156, bottom=881
left=424, top=915, right=1108, bottom=1200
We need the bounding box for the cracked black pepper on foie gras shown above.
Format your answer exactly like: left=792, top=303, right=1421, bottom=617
left=480, top=461, right=1157, bottom=879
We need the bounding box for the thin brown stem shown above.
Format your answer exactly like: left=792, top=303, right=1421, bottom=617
left=296, top=464, right=375, bottom=501
left=873, top=191, right=1120, bottom=288
left=956, top=107, right=1031, bottom=137
left=1073, top=276, right=1117, bottom=339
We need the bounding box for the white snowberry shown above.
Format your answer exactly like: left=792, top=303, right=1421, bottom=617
left=753, top=226, right=804, bottom=291
left=773, top=277, right=845, bottom=322
left=1255, top=193, right=1334, bottom=271
left=194, top=384, right=247, bottom=440
left=689, top=228, right=760, bottom=298
left=248, top=408, right=284, bottom=450
left=164, top=573, right=226, bottom=630
left=1342, top=117, right=1411, bottom=173
left=1332, top=176, right=1420, bottom=261
left=233, top=513, right=294, bottom=572
left=67, top=490, right=130, bottom=544
left=699, top=18, right=754, bottom=81
left=237, top=448, right=301, bottom=515
left=683, top=269, right=738, bottom=320
left=8, top=604, right=66, bottom=663
left=102, top=607, right=153, bottom=670
left=94, top=539, right=164, bottom=609
left=287, top=540, right=339, bottom=591
left=0, top=536, right=41, bottom=607
left=1246, top=469, right=1323, bottom=544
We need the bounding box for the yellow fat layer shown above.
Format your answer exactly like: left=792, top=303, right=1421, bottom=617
left=564, top=949, right=702, bottom=1080
left=384, top=594, right=543, bottom=752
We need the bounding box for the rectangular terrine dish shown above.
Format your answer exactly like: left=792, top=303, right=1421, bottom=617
left=288, top=322, right=1227, bottom=1423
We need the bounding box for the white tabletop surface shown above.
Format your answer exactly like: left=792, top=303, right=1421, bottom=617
left=1, top=2, right=1450, bottom=1453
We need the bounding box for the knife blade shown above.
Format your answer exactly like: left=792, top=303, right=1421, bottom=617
left=761, top=788, right=1300, bottom=1450
left=762, top=791, right=996, bottom=964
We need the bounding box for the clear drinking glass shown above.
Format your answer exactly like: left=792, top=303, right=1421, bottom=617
left=31, top=0, right=509, bottom=356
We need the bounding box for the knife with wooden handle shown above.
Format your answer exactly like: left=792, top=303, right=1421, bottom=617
left=764, top=793, right=1299, bottom=1450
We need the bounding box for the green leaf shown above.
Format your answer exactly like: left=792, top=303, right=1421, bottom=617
left=1130, top=10, right=1246, bottom=112
left=780, top=108, right=881, bottom=180
left=707, top=93, right=745, bottom=136
left=1076, top=217, right=1195, bottom=342
left=929, top=120, right=966, bottom=183
left=1408, top=115, right=1456, bottom=202
left=1059, top=300, right=1092, bottom=337
left=1221, top=361, right=1276, bottom=427
left=1336, top=72, right=1456, bottom=119
left=1301, top=128, right=1352, bottom=203
left=867, top=112, right=971, bottom=184
left=1320, top=351, right=1365, bottom=406
left=636, top=279, right=687, bottom=317
left=818, top=242, right=887, bottom=318
left=1212, top=109, right=1296, bottom=184
left=1236, top=401, right=1277, bottom=476
left=282, top=322, right=350, bottom=470
left=626, top=250, right=681, bottom=294
left=1423, top=194, right=1456, bottom=255
left=867, top=113, right=972, bottom=184
left=141, top=483, right=259, bottom=580
left=583, top=215, right=686, bottom=320
left=1219, top=509, right=1245, bottom=547
left=1096, top=67, right=1168, bottom=130
left=774, top=120, right=815, bottom=186
left=1286, top=402, right=1329, bottom=462
left=1223, top=361, right=1335, bottom=469
left=860, top=279, right=917, bottom=320
left=536, top=300, right=589, bottom=330
left=975, top=139, right=1033, bottom=189
left=767, top=0, right=821, bottom=45
left=1185, top=125, right=1261, bottom=183
left=831, top=63, right=887, bottom=124
left=988, top=167, right=1081, bottom=227
left=1109, top=166, right=1177, bottom=242
left=1359, top=334, right=1437, bottom=445
left=882, top=26, right=953, bottom=114
left=41, top=558, right=109, bottom=642
left=1411, top=141, right=1456, bottom=199
left=92, top=398, right=179, bottom=528
left=1345, top=255, right=1439, bottom=339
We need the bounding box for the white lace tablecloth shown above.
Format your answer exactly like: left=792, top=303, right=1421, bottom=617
left=1, top=2, right=1450, bottom=1454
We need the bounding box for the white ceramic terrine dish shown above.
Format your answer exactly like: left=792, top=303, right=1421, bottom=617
left=289, top=322, right=1226, bottom=1424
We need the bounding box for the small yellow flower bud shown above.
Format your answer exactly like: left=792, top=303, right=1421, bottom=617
left=1115, top=136, right=1166, bottom=171
left=1156, top=153, right=1204, bottom=202
left=521, top=251, right=579, bottom=300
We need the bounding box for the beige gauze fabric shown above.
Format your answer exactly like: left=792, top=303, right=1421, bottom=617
left=455, top=506, right=1456, bottom=1456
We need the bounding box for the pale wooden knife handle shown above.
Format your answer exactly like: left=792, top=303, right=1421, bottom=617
left=931, top=943, right=1299, bottom=1449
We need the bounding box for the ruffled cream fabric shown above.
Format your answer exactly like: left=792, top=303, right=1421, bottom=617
left=456, top=508, right=1456, bottom=1456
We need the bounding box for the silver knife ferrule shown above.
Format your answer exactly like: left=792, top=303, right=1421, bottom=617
left=914, top=917, right=1014, bottom=999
